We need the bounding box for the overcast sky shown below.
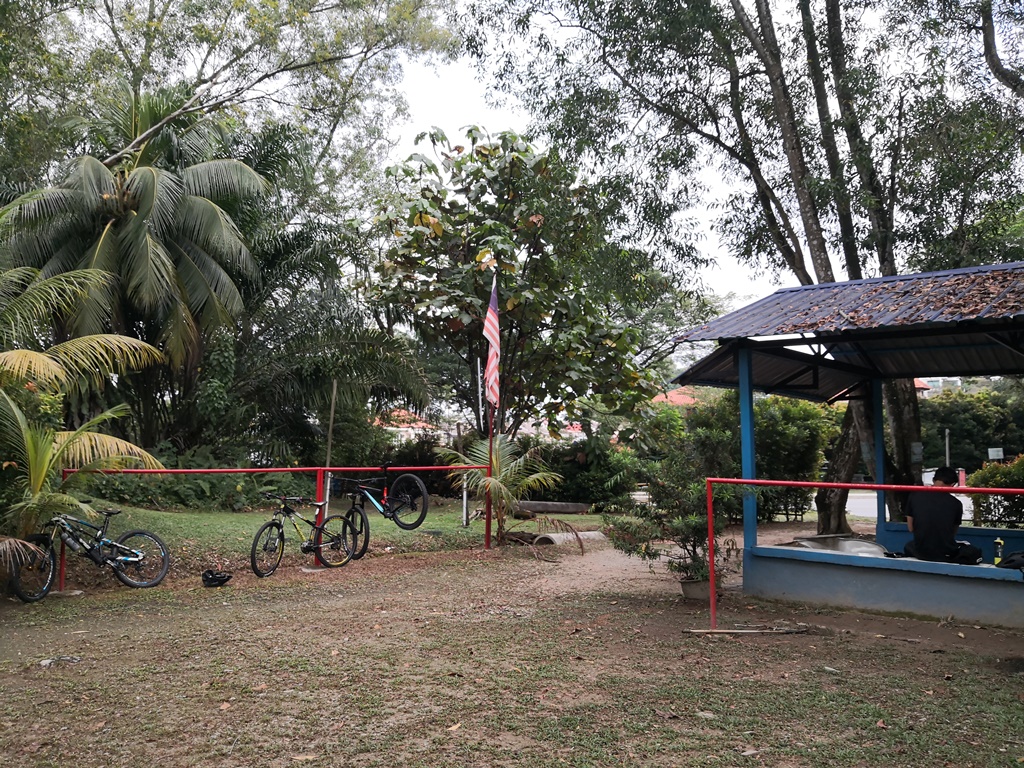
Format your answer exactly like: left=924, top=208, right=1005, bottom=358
left=395, top=57, right=793, bottom=306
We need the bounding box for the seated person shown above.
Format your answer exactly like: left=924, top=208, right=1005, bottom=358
left=903, top=466, right=982, bottom=564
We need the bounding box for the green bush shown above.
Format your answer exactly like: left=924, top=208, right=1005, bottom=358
left=82, top=444, right=314, bottom=511
left=536, top=439, right=641, bottom=504
left=968, top=455, right=1024, bottom=528
left=383, top=433, right=457, bottom=496
left=683, top=392, right=834, bottom=523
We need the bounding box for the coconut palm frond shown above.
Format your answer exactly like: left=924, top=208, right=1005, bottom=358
left=45, top=335, right=163, bottom=382
left=125, top=166, right=184, bottom=237
left=0, top=389, right=31, bottom=469
left=175, top=241, right=244, bottom=321
left=0, top=536, right=43, bottom=570
left=69, top=156, right=117, bottom=200
left=0, top=268, right=113, bottom=344
left=0, top=350, right=68, bottom=387
left=54, top=430, right=163, bottom=470
left=183, top=159, right=271, bottom=201
left=176, top=195, right=256, bottom=278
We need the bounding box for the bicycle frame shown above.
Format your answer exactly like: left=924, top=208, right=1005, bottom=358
left=349, top=483, right=390, bottom=517
left=273, top=500, right=324, bottom=540
left=47, top=513, right=144, bottom=565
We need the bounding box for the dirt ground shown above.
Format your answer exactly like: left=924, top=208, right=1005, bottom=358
left=1, top=520, right=1022, bottom=767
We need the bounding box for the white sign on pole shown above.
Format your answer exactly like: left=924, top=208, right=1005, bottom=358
left=988, top=448, right=1004, bottom=460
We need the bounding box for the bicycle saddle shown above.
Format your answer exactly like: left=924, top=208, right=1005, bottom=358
left=201, top=570, right=232, bottom=587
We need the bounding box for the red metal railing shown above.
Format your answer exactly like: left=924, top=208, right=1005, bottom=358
left=55, top=463, right=489, bottom=590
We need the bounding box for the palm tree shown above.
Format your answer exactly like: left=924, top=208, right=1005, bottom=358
left=0, top=390, right=162, bottom=537
left=0, top=87, right=270, bottom=446
left=437, top=435, right=562, bottom=544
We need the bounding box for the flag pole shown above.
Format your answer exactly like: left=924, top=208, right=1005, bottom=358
left=482, top=269, right=501, bottom=551
left=485, top=403, right=493, bottom=550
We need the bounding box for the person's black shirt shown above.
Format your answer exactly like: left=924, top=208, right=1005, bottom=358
left=905, top=491, right=963, bottom=561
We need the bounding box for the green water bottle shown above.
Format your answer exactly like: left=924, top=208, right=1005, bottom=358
left=994, top=537, right=1004, bottom=565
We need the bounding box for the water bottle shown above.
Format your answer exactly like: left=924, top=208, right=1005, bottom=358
left=994, top=537, right=1004, bottom=565
left=60, top=530, right=81, bottom=551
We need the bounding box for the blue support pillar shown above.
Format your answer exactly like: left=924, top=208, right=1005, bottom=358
left=873, top=378, right=886, bottom=526
left=738, top=348, right=757, bottom=549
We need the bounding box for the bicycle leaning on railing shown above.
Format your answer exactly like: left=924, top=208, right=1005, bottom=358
left=335, top=471, right=430, bottom=560
left=10, top=508, right=170, bottom=603
left=250, top=493, right=357, bottom=577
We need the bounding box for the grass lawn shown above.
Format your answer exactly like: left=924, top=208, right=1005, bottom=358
left=70, top=496, right=607, bottom=578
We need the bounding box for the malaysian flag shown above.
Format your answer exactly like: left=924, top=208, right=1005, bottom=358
left=483, top=273, right=500, bottom=407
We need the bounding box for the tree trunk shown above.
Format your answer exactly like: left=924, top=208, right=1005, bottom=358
left=797, top=0, right=862, bottom=281
left=732, top=0, right=835, bottom=283
left=815, top=405, right=855, bottom=534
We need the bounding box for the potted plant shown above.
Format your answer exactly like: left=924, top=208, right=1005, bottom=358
left=605, top=486, right=732, bottom=598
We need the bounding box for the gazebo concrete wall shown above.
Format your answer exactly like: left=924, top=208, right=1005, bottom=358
left=744, top=546, right=1024, bottom=628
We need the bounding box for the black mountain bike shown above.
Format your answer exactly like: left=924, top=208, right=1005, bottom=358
left=335, top=472, right=429, bottom=560
left=10, top=508, right=170, bottom=603
left=250, top=494, right=357, bottom=577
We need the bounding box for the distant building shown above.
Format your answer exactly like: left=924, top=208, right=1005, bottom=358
left=653, top=387, right=699, bottom=408
left=919, top=377, right=962, bottom=398
left=376, top=409, right=438, bottom=442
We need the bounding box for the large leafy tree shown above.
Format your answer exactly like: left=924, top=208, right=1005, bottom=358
left=467, top=0, right=1024, bottom=531
left=374, top=128, right=710, bottom=437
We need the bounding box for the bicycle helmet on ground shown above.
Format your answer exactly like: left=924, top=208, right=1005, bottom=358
left=201, top=569, right=232, bottom=587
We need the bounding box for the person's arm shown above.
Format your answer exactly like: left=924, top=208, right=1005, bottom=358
left=906, top=515, right=914, bottom=533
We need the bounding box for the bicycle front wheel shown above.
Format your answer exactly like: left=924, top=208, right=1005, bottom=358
left=388, top=474, right=429, bottom=530
left=314, top=515, right=355, bottom=567
left=10, top=534, right=56, bottom=603
left=251, top=520, right=284, bottom=577
left=345, top=505, right=370, bottom=560
left=112, top=530, right=170, bottom=588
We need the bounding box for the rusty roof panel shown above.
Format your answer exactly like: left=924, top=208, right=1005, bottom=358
left=679, top=262, right=1024, bottom=341
left=673, top=262, right=1024, bottom=401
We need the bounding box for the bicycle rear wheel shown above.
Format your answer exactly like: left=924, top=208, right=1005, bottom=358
left=388, top=474, right=429, bottom=530
left=112, top=530, right=170, bottom=588
left=314, top=515, right=355, bottom=567
left=345, top=505, right=370, bottom=560
left=251, top=520, right=284, bottom=577
left=10, top=534, right=56, bottom=603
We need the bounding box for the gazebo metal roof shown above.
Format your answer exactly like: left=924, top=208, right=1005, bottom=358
left=673, top=261, right=1024, bottom=402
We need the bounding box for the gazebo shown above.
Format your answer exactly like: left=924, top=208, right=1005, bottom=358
left=673, top=262, right=1024, bottom=627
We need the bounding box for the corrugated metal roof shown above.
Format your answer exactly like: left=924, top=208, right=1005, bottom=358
left=674, top=262, right=1024, bottom=402
left=678, top=261, right=1024, bottom=342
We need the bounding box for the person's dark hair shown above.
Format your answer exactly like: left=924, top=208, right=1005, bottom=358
left=933, top=466, right=958, bottom=486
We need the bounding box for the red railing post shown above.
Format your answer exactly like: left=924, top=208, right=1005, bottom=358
left=706, top=478, right=717, bottom=629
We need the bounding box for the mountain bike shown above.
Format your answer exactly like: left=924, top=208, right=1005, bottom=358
left=250, top=494, right=357, bottom=577
left=10, top=508, right=170, bottom=603
left=334, top=472, right=430, bottom=560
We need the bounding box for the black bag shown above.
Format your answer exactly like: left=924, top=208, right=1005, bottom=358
left=950, top=541, right=983, bottom=565
left=996, top=550, right=1024, bottom=570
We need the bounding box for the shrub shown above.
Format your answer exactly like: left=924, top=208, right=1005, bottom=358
left=539, top=439, right=642, bottom=505
left=968, top=456, right=1024, bottom=528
